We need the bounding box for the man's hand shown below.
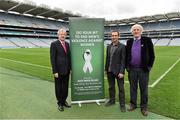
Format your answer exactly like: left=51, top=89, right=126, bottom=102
left=118, top=73, right=124, bottom=79
left=54, top=73, right=58, bottom=78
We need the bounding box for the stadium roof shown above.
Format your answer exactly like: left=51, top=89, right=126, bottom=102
left=0, top=0, right=179, bottom=25
left=0, top=0, right=81, bottom=21
left=106, top=12, right=180, bottom=26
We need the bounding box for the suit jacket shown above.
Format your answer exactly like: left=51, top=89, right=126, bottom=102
left=105, top=42, right=126, bottom=75
left=50, top=40, right=71, bottom=75
left=126, top=36, right=155, bottom=71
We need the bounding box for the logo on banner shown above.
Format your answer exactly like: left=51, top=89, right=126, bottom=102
left=83, top=49, right=93, bottom=73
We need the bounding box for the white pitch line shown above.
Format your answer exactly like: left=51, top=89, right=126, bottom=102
left=104, top=58, right=180, bottom=88
left=149, top=58, right=180, bottom=88
left=2, top=57, right=179, bottom=88
left=0, top=58, right=51, bottom=69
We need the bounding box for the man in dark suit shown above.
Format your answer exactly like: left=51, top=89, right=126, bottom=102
left=50, top=29, right=71, bottom=112
left=105, top=31, right=126, bottom=112
left=126, top=24, right=155, bottom=116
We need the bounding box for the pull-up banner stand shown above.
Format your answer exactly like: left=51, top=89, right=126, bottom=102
left=69, top=18, right=105, bottom=106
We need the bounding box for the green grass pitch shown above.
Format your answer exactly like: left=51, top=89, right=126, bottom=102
left=0, top=46, right=180, bottom=119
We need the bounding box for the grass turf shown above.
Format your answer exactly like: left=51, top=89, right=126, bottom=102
left=0, top=67, right=170, bottom=119
left=0, top=46, right=180, bottom=118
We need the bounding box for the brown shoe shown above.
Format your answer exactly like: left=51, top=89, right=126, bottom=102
left=141, top=109, right=148, bottom=116
left=127, top=105, right=136, bottom=111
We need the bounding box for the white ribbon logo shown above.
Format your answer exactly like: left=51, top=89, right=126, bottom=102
left=83, top=49, right=93, bottom=73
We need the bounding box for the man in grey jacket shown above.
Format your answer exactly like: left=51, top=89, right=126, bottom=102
left=105, top=31, right=126, bottom=112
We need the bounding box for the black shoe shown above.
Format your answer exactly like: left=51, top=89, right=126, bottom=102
left=58, top=104, right=64, bottom=111
left=120, top=106, right=126, bottom=112
left=63, top=101, right=71, bottom=108
left=105, top=100, right=115, bottom=106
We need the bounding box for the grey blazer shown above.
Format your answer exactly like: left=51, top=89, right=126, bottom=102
left=105, top=42, right=126, bottom=75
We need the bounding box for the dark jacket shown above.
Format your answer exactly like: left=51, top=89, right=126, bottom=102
left=50, top=40, right=71, bottom=75
left=105, top=42, right=126, bottom=75
left=126, top=36, right=155, bottom=71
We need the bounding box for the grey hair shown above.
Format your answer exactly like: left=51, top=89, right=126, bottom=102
left=57, top=29, right=67, bottom=35
left=130, top=24, right=144, bottom=33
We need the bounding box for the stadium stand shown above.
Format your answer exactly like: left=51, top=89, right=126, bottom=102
left=6, top=37, right=35, bottom=48
left=151, top=39, right=159, bottom=44
left=0, top=0, right=78, bottom=48
left=155, top=38, right=170, bottom=46
left=169, top=38, right=180, bottom=46
left=0, top=0, right=179, bottom=48
left=105, top=12, right=180, bottom=46
left=0, top=37, right=17, bottom=48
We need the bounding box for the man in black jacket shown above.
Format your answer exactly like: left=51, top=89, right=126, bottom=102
left=126, top=24, right=155, bottom=116
left=50, top=29, right=71, bottom=112
left=105, top=31, right=126, bottom=112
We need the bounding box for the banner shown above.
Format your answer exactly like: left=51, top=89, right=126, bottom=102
left=69, top=18, right=105, bottom=102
